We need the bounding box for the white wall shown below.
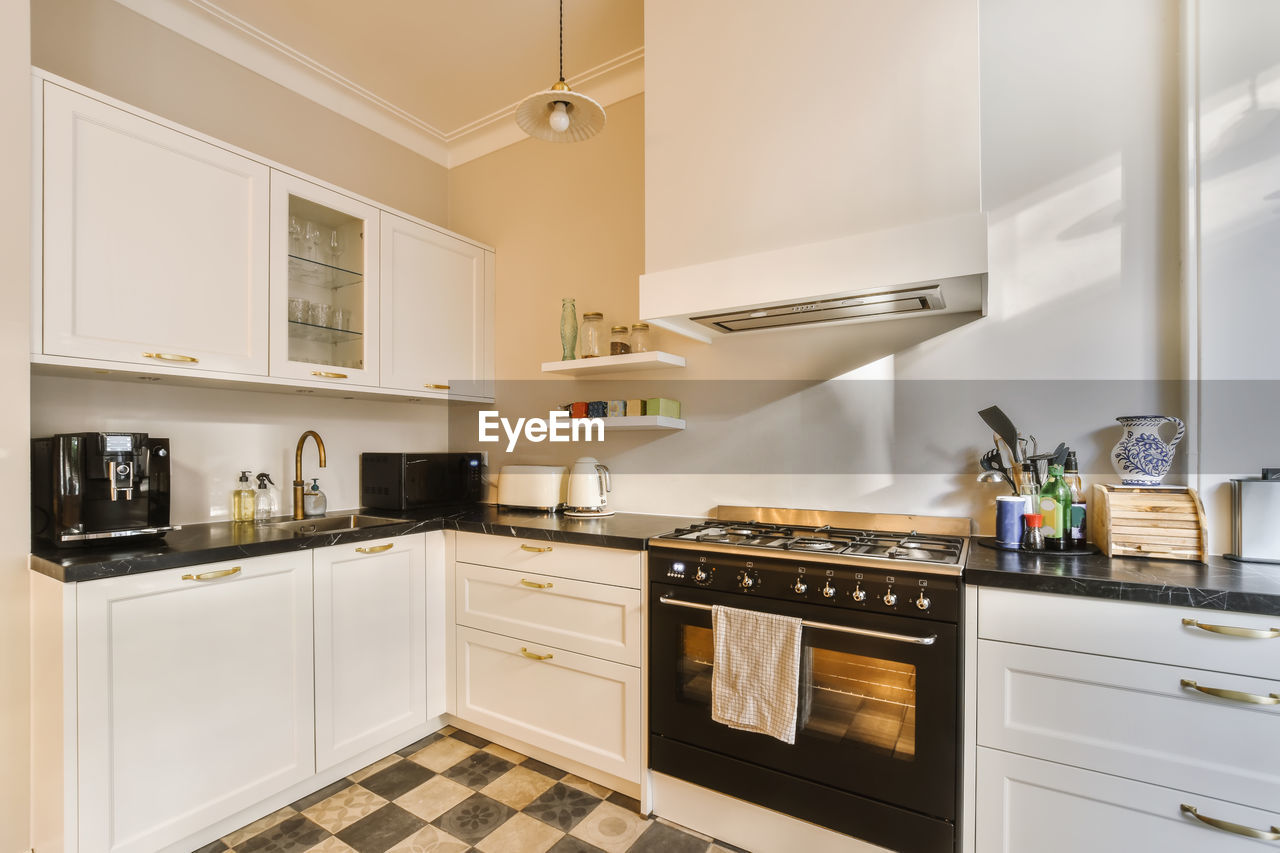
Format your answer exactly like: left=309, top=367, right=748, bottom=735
left=32, top=377, right=448, bottom=525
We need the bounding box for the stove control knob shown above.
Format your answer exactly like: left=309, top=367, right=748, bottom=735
left=694, top=568, right=713, bottom=585
left=883, top=588, right=898, bottom=607
left=851, top=585, right=867, bottom=602
left=915, top=591, right=931, bottom=611
left=792, top=578, right=808, bottom=594
left=821, top=582, right=836, bottom=599
left=737, top=570, right=760, bottom=590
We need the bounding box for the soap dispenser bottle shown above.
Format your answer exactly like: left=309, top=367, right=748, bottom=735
left=232, top=470, right=255, bottom=522
left=303, top=478, right=327, bottom=518
left=254, top=472, right=277, bottom=522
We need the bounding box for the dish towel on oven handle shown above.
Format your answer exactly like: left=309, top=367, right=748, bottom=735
left=710, top=604, right=803, bottom=744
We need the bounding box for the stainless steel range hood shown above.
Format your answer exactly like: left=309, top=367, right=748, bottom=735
left=639, top=212, right=988, bottom=343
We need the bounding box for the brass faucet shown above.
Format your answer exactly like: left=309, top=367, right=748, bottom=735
left=293, top=430, right=327, bottom=519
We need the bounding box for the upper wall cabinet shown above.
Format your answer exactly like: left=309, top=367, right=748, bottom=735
left=380, top=212, right=494, bottom=401
left=41, top=83, right=271, bottom=375
left=271, top=173, right=381, bottom=387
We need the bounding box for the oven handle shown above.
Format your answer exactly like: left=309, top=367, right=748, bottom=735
left=658, top=595, right=937, bottom=646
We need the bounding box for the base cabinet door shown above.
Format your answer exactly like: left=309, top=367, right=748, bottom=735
left=456, top=626, right=641, bottom=782
left=976, top=748, right=1280, bottom=853
left=314, top=535, right=427, bottom=771
left=76, top=553, right=314, bottom=853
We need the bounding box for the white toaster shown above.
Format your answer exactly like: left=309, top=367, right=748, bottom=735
left=496, top=465, right=566, bottom=511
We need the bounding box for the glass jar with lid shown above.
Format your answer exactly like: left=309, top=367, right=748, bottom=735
left=580, top=312, right=604, bottom=358
left=610, top=325, right=632, bottom=355
left=630, top=322, right=651, bottom=353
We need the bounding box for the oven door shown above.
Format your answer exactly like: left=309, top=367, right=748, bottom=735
left=649, top=581, right=958, bottom=823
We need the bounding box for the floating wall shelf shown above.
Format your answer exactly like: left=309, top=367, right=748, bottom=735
left=540, top=351, right=686, bottom=375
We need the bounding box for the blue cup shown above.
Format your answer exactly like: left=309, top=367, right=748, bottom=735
left=995, top=496, right=1025, bottom=547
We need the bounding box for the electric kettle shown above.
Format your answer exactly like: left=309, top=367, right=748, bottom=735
left=565, top=457, right=613, bottom=517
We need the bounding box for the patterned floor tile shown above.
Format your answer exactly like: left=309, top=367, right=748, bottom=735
left=474, top=812, right=565, bottom=853
left=547, top=836, right=607, bottom=853
left=569, top=802, right=651, bottom=853
left=350, top=755, right=404, bottom=783
left=481, top=743, right=527, bottom=764
left=448, top=729, right=489, bottom=749
left=397, top=732, right=445, bottom=757
left=294, top=778, right=362, bottom=812
left=336, top=804, right=427, bottom=853
left=480, top=765, right=558, bottom=810
left=519, top=757, right=568, bottom=781
left=441, top=750, right=515, bottom=790
left=604, top=792, right=642, bottom=815
left=237, top=815, right=330, bottom=853
left=220, top=805, right=298, bottom=847
left=409, top=737, right=479, bottom=772
left=627, top=821, right=711, bottom=853
left=561, top=775, right=613, bottom=800
left=437, top=725, right=457, bottom=735
left=303, top=785, right=390, bottom=833
left=192, top=840, right=228, bottom=853
left=395, top=776, right=475, bottom=822
left=657, top=817, right=713, bottom=842
left=385, top=823, right=471, bottom=853
left=361, top=759, right=436, bottom=800
left=307, top=837, right=360, bottom=853
left=524, top=783, right=602, bottom=833
left=432, top=792, right=516, bottom=846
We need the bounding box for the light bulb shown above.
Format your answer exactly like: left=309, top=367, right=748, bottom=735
left=549, top=101, right=571, bottom=133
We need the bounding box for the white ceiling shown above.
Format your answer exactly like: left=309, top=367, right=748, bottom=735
left=111, top=0, right=644, bottom=166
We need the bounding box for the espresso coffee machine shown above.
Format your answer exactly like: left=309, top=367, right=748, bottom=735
left=32, top=432, right=173, bottom=546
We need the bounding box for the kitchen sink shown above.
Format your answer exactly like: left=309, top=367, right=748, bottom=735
left=263, top=514, right=404, bottom=536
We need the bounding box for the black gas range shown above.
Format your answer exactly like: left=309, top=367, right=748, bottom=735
left=647, top=506, right=972, bottom=853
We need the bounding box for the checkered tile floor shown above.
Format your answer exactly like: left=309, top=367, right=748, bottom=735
left=200, top=727, right=749, bottom=853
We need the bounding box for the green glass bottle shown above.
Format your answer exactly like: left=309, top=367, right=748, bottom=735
left=1038, top=465, right=1074, bottom=551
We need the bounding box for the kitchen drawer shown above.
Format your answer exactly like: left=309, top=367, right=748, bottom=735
left=455, top=626, right=641, bottom=782
left=977, top=639, right=1280, bottom=812
left=979, top=587, right=1279, bottom=679
left=455, top=562, right=641, bottom=666
left=455, top=531, right=642, bottom=589
left=977, top=747, right=1280, bottom=852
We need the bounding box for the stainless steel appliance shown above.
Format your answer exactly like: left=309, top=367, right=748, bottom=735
left=648, top=506, right=971, bottom=853
left=360, top=452, right=484, bottom=511
left=1229, top=470, right=1280, bottom=563
left=31, top=432, right=173, bottom=546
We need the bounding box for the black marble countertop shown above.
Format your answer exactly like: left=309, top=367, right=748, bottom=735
left=966, top=537, right=1280, bottom=616
left=30, top=505, right=707, bottom=583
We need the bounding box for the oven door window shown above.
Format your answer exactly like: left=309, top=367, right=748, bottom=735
left=679, top=625, right=917, bottom=760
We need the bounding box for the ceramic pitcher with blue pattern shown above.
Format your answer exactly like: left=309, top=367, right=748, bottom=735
left=1110, top=415, right=1185, bottom=486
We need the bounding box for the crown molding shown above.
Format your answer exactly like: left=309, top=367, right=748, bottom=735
left=109, top=0, right=643, bottom=168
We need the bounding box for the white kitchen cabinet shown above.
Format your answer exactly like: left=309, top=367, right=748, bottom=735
left=75, top=553, right=314, bottom=853
left=313, top=534, right=427, bottom=771
left=41, top=82, right=270, bottom=375
left=379, top=212, right=494, bottom=401
left=270, top=171, right=380, bottom=387
left=456, top=625, right=642, bottom=782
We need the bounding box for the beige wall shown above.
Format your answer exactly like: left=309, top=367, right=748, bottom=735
left=2, top=0, right=32, bottom=848
left=31, top=0, right=448, bottom=224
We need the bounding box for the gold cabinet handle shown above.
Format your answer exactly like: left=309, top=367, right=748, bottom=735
left=144, top=352, right=199, bottom=363
left=182, top=566, right=241, bottom=582
left=311, top=370, right=348, bottom=379
left=1181, top=804, right=1280, bottom=841
left=356, top=543, right=394, bottom=554
left=1180, top=678, right=1280, bottom=706
left=425, top=383, right=450, bottom=390
left=520, top=544, right=552, bottom=553
left=1182, top=618, right=1280, bottom=640
left=520, top=578, right=554, bottom=589
left=520, top=647, right=553, bottom=661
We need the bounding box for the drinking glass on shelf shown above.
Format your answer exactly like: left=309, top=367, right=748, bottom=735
left=333, top=308, right=350, bottom=331
left=328, top=230, right=345, bottom=265
left=308, top=302, right=332, bottom=328
left=288, top=216, right=302, bottom=255
left=304, top=221, right=321, bottom=260
left=288, top=297, right=308, bottom=323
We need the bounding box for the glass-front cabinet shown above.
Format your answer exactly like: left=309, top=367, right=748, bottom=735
left=270, top=173, right=380, bottom=386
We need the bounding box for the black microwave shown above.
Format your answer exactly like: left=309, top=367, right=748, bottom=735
left=360, top=452, right=484, bottom=510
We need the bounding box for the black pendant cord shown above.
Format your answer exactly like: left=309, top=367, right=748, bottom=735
left=558, top=0, right=565, bottom=82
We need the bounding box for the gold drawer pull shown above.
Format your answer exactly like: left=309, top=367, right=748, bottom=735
left=1181, top=804, right=1280, bottom=840
left=182, top=566, right=241, bottom=582
left=311, top=370, right=349, bottom=379
left=520, top=579, right=554, bottom=589
left=144, top=352, right=199, bottom=363
left=1182, top=618, right=1280, bottom=640
left=520, top=647, right=554, bottom=661
left=1180, top=678, right=1280, bottom=706
left=520, top=544, right=553, bottom=553
left=356, top=543, right=394, bottom=554
left=425, top=383, right=450, bottom=390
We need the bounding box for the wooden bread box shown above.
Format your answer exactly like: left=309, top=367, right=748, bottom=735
left=1088, top=484, right=1208, bottom=562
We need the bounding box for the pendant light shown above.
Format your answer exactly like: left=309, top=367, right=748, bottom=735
left=515, top=0, right=606, bottom=142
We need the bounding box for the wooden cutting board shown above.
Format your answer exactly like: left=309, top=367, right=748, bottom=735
left=1088, top=484, right=1208, bottom=562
